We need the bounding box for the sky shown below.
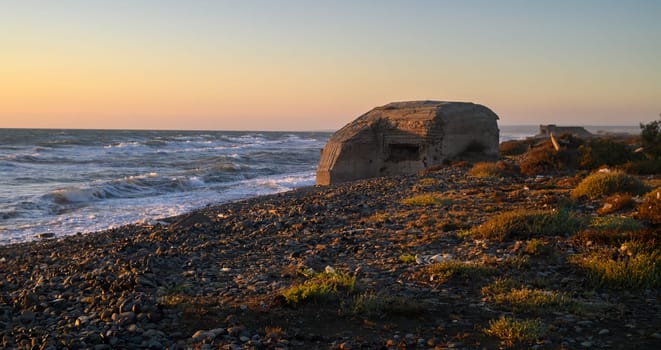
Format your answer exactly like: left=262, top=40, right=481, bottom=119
left=1, top=0, right=659, bottom=131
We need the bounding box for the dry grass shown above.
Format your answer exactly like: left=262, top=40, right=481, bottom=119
left=469, top=162, right=504, bottom=178
left=570, top=171, right=648, bottom=200
left=597, top=193, right=635, bottom=214
left=523, top=238, right=549, bottom=255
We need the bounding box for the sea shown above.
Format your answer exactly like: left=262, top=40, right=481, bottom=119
left=0, top=125, right=641, bottom=245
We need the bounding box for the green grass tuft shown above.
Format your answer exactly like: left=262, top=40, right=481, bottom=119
left=471, top=208, right=585, bottom=241
left=570, top=171, right=648, bottom=200
left=482, top=279, right=578, bottom=313
left=589, top=216, right=644, bottom=232
left=418, top=260, right=496, bottom=283
left=484, top=316, right=547, bottom=344
left=572, top=240, right=660, bottom=289
left=401, top=193, right=452, bottom=206
left=281, top=271, right=356, bottom=305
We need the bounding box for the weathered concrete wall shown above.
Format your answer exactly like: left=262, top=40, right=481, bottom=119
left=316, top=101, right=500, bottom=185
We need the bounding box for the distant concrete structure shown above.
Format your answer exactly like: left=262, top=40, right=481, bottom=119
left=316, top=101, right=500, bottom=185
left=537, top=124, right=592, bottom=138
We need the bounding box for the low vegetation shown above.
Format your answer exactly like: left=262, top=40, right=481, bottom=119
left=636, top=187, right=661, bottom=224
left=468, top=162, right=504, bottom=178
left=523, top=238, right=549, bottom=255
left=281, top=270, right=356, bottom=305
left=417, top=260, right=496, bottom=283
left=577, top=138, right=635, bottom=169
left=400, top=193, right=451, bottom=206
left=471, top=208, right=585, bottom=241
left=570, top=171, right=648, bottom=200
left=483, top=316, right=547, bottom=344
left=571, top=240, right=660, bottom=289
left=589, top=216, right=644, bottom=232
left=482, top=278, right=578, bottom=313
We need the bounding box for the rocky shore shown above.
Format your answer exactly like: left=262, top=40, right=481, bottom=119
left=1, top=166, right=659, bottom=349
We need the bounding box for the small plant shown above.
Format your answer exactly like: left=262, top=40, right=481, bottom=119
left=281, top=271, right=356, bottom=305
left=636, top=187, right=661, bottom=224
left=471, top=209, right=585, bottom=241
left=418, top=260, right=496, bottom=283
left=572, top=240, right=659, bottom=289
left=523, top=238, right=549, bottom=255
left=482, top=280, right=577, bottom=313
left=399, top=253, right=416, bottom=264
left=483, top=316, right=547, bottom=344
left=401, top=193, right=451, bottom=206
left=469, top=162, right=504, bottom=178
left=570, top=171, right=648, bottom=200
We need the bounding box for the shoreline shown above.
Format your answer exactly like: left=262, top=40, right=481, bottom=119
left=1, top=166, right=658, bottom=349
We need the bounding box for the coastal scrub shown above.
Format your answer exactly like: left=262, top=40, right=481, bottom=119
left=281, top=270, right=356, bottom=305
left=471, top=209, right=585, bottom=241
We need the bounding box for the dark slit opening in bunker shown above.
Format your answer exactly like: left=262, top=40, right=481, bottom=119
left=387, top=143, right=420, bottom=162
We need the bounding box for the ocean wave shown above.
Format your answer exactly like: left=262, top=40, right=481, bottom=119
left=41, top=172, right=207, bottom=206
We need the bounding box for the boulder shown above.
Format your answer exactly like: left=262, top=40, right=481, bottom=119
left=316, top=101, right=499, bottom=185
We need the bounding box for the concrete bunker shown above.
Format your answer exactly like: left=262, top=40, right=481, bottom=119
left=316, top=101, right=500, bottom=185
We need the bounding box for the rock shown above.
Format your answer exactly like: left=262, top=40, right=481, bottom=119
left=316, top=101, right=500, bottom=185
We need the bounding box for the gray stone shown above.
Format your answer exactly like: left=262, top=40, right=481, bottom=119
left=316, top=101, right=499, bottom=185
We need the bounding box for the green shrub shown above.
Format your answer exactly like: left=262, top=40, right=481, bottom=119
left=417, top=260, right=496, bottom=283
left=578, top=138, right=635, bottom=169
left=636, top=187, right=661, bottom=224
left=570, top=171, right=648, bottom=200
left=572, top=240, right=660, bottom=289
left=398, top=253, right=416, bottom=264
left=401, top=193, right=451, bottom=206
left=640, top=118, right=661, bottom=159
left=472, top=209, right=585, bottom=241
left=484, top=316, right=547, bottom=344
left=482, top=280, right=577, bottom=313
left=282, top=271, right=356, bottom=304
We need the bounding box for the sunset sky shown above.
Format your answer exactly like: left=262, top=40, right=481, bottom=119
left=1, top=0, right=659, bottom=131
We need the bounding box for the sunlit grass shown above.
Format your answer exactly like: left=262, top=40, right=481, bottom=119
left=571, top=240, right=660, bottom=289
left=281, top=270, right=356, bottom=304
left=484, top=316, right=546, bottom=344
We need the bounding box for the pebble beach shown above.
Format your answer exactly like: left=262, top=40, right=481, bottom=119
left=1, top=166, right=659, bottom=349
